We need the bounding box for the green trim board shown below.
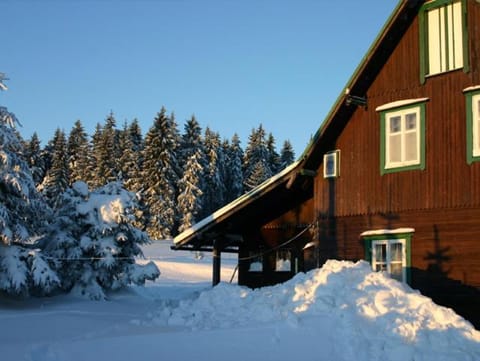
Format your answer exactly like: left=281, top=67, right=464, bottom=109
left=465, top=87, right=480, bottom=164
left=362, top=230, right=413, bottom=284
left=419, top=0, right=469, bottom=84
left=379, top=100, right=427, bottom=175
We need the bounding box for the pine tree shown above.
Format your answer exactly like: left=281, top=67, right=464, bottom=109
left=142, top=108, right=179, bottom=239
left=24, top=132, right=45, bottom=186
left=201, top=127, right=226, bottom=217
left=179, top=115, right=204, bottom=168
left=224, top=133, right=244, bottom=202
left=266, top=132, right=281, bottom=174
left=90, top=113, right=120, bottom=188
left=0, top=106, right=58, bottom=296
left=243, top=125, right=272, bottom=191
left=40, top=128, right=70, bottom=207
left=118, top=120, right=142, bottom=192
left=38, top=181, right=160, bottom=300
left=177, top=150, right=203, bottom=233
left=280, top=140, right=295, bottom=169
left=67, top=120, right=91, bottom=184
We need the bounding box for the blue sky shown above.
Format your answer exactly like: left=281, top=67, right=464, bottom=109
left=2, top=0, right=397, bottom=156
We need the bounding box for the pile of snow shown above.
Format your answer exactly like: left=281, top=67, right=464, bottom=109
left=1, top=242, right=479, bottom=361
left=157, top=260, right=480, bottom=360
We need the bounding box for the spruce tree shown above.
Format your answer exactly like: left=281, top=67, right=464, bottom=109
left=142, top=107, right=179, bottom=239
left=266, top=132, right=281, bottom=174
left=90, top=113, right=120, bottom=188
left=67, top=120, right=91, bottom=185
left=0, top=105, right=58, bottom=296
left=38, top=181, right=160, bottom=300
left=177, top=150, right=203, bottom=233
left=40, top=128, right=70, bottom=207
left=280, top=139, right=295, bottom=169
left=224, top=133, right=244, bottom=202
left=201, top=127, right=226, bottom=217
left=243, top=125, right=272, bottom=191
left=24, top=132, right=45, bottom=186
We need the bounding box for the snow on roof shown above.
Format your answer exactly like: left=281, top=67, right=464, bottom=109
left=463, top=85, right=480, bottom=93
left=173, top=160, right=301, bottom=246
left=375, top=98, right=429, bottom=112
left=360, top=228, right=415, bottom=237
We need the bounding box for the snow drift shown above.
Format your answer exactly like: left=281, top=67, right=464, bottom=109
left=160, top=260, right=480, bottom=360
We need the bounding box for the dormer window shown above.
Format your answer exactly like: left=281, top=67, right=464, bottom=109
left=420, top=0, right=469, bottom=83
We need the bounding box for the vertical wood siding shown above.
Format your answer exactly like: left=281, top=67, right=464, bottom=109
left=315, top=2, right=480, bottom=217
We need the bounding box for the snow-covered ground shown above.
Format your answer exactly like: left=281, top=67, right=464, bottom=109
left=1, top=241, right=479, bottom=361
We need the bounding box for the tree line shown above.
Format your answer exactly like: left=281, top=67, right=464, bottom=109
left=25, top=107, right=296, bottom=240
left=0, top=102, right=294, bottom=299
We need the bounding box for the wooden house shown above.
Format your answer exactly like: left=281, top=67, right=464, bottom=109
left=173, top=0, right=480, bottom=328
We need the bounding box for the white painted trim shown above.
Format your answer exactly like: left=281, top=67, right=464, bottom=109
left=463, top=85, right=480, bottom=93
left=376, top=98, right=429, bottom=112
left=360, top=228, right=415, bottom=237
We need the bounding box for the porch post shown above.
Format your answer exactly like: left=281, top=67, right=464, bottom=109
left=212, top=239, right=221, bottom=286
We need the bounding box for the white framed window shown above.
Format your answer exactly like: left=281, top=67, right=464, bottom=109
left=385, top=106, right=421, bottom=169
left=275, top=249, right=291, bottom=272
left=323, top=150, right=340, bottom=178
left=371, top=239, right=407, bottom=282
left=472, top=94, right=480, bottom=157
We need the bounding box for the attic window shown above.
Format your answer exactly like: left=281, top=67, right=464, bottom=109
left=323, top=150, right=340, bottom=178
left=420, top=0, right=469, bottom=83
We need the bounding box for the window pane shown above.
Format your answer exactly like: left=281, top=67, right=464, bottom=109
left=405, top=113, right=417, bottom=130
left=389, top=116, right=401, bottom=133
left=389, top=134, right=402, bottom=163
left=375, top=244, right=387, bottom=263
left=450, top=1, right=464, bottom=69
left=404, top=132, right=418, bottom=162
left=427, top=7, right=442, bottom=74
left=390, top=263, right=403, bottom=281
left=390, top=243, right=403, bottom=262
left=276, top=250, right=291, bottom=272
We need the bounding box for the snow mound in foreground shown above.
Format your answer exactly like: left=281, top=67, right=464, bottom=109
left=163, top=260, right=480, bottom=360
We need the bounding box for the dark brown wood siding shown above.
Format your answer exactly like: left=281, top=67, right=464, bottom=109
left=315, top=2, right=480, bottom=217
left=311, top=1, right=480, bottom=328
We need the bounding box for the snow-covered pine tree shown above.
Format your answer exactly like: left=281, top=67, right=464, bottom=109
left=0, top=105, right=58, bottom=296
left=243, top=125, right=273, bottom=191
left=223, top=133, right=244, bottom=202
left=280, top=139, right=295, bottom=170
left=24, top=132, right=45, bottom=186
left=178, top=115, right=204, bottom=168
left=266, top=132, right=281, bottom=175
left=177, top=150, right=203, bottom=234
left=142, top=107, right=179, bottom=239
left=201, top=127, right=226, bottom=218
left=67, top=120, right=91, bottom=185
left=40, top=128, right=70, bottom=208
left=38, top=181, right=160, bottom=300
left=91, top=113, right=120, bottom=187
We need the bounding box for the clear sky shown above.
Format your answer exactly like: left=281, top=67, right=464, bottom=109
left=2, top=0, right=398, bottom=156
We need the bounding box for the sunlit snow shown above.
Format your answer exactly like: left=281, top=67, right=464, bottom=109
left=0, top=241, right=479, bottom=361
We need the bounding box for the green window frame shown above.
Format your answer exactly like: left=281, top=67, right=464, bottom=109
left=419, top=0, right=469, bottom=84
left=379, top=101, right=426, bottom=175
left=363, top=231, right=413, bottom=284
left=465, top=87, right=480, bottom=164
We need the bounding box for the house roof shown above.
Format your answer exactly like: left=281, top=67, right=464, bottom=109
left=172, top=160, right=305, bottom=250
left=296, top=0, right=424, bottom=172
